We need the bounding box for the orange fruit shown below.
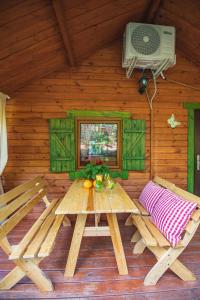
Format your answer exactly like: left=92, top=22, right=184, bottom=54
left=83, top=180, right=93, bottom=189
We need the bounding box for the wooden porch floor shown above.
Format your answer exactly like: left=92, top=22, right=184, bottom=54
left=1, top=217, right=200, bottom=299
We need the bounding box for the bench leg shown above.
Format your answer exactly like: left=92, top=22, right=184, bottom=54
left=144, top=246, right=195, bottom=285
left=125, top=214, right=132, bottom=226
left=0, top=266, right=25, bottom=290
left=0, top=258, right=53, bottom=292
left=42, top=195, right=51, bottom=207
left=131, top=230, right=141, bottom=243
left=133, top=238, right=146, bottom=254
left=107, top=213, right=128, bottom=275
left=64, top=214, right=87, bottom=278
left=0, top=232, right=53, bottom=292
left=145, top=246, right=196, bottom=285
left=15, top=259, right=53, bottom=292
left=170, top=258, right=196, bottom=281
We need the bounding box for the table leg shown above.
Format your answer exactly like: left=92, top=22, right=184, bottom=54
left=64, top=214, right=87, bottom=278
left=95, top=213, right=101, bottom=226
left=107, top=213, right=128, bottom=275
left=63, top=216, right=71, bottom=227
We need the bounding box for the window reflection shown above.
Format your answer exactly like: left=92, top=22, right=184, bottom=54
left=79, top=123, right=119, bottom=167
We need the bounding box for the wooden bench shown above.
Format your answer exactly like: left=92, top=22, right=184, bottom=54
left=0, top=177, right=69, bottom=292
left=126, top=176, right=200, bottom=286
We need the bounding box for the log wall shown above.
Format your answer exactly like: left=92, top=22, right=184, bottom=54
left=3, top=41, right=200, bottom=204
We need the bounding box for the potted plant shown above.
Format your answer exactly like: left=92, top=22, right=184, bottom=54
left=80, top=160, right=110, bottom=181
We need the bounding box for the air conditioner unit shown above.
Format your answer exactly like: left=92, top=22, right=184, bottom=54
left=122, top=22, right=176, bottom=78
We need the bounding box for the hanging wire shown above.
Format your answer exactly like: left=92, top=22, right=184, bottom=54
left=144, top=70, right=157, bottom=180
left=145, top=70, right=157, bottom=110
left=160, top=72, right=200, bottom=92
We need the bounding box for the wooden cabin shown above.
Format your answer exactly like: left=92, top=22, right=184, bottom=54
left=0, top=0, right=200, bottom=298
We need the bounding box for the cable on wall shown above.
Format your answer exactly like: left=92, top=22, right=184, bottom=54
left=160, top=72, right=200, bottom=92
left=145, top=71, right=157, bottom=180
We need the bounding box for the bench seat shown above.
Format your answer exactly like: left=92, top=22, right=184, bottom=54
left=126, top=176, right=200, bottom=286
left=9, top=198, right=64, bottom=260
left=0, top=177, right=69, bottom=292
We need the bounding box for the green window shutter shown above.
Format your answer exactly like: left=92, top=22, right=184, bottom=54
left=49, top=118, right=75, bottom=172
left=123, top=119, right=146, bottom=170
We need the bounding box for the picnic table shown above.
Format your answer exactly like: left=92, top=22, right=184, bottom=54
left=55, top=179, right=140, bottom=277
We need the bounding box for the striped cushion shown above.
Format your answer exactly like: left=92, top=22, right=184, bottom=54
left=151, top=190, right=197, bottom=247
left=139, top=181, right=165, bottom=214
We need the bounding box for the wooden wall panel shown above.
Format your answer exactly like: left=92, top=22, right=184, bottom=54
left=2, top=41, right=200, bottom=208
left=0, top=0, right=66, bottom=94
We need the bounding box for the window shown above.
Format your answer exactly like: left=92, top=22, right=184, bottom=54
left=49, top=110, right=146, bottom=179
left=77, top=119, right=121, bottom=169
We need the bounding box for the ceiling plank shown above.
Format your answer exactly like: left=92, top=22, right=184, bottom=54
left=0, top=0, right=67, bottom=95
left=52, top=0, right=76, bottom=66
left=144, top=0, right=162, bottom=23
left=155, top=1, right=200, bottom=67
left=63, top=0, right=149, bottom=62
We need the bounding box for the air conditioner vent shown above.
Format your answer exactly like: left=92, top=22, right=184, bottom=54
left=122, top=22, right=176, bottom=78
left=131, top=24, right=160, bottom=55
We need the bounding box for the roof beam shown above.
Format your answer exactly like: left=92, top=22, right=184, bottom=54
left=144, top=0, right=162, bottom=23
left=52, top=0, right=76, bottom=66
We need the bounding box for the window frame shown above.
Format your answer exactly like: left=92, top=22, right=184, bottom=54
left=49, top=110, right=146, bottom=180
left=76, top=117, right=122, bottom=170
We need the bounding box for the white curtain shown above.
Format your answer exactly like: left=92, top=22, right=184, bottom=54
left=0, top=92, right=9, bottom=176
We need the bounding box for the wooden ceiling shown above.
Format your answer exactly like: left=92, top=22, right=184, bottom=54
left=0, top=0, right=199, bottom=94
left=155, top=0, right=200, bottom=67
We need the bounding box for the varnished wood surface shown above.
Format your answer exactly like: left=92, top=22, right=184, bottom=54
left=56, top=180, right=139, bottom=214
left=3, top=41, right=200, bottom=207
left=57, top=180, right=139, bottom=277
left=1, top=0, right=200, bottom=93
left=155, top=0, right=200, bottom=66
left=0, top=0, right=67, bottom=94
left=62, top=0, right=150, bottom=62
left=0, top=217, right=200, bottom=299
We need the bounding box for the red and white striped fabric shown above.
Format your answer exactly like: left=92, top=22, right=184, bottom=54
left=139, top=181, right=165, bottom=214
left=151, top=190, right=197, bottom=247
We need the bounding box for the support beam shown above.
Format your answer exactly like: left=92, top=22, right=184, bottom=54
left=52, top=0, right=76, bottom=66
left=83, top=226, right=110, bottom=237
left=144, top=0, right=162, bottom=23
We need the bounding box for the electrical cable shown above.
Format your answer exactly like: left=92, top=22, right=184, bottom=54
left=160, top=72, right=200, bottom=92
left=145, top=70, right=157, bottom=110
left=145, top=70, right=157, bottom=180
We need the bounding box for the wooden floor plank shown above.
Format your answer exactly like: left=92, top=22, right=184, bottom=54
left=0, top=219, right=200, bottom=299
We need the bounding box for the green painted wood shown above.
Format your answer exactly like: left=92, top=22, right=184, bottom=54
left=183, top=103, right=200, bottom=110
left=69, top=170, right=128, bottom=180
left=184, top=103, right=198, bottom=192
left=67, top=110, right=131, bottom=119
left=49, top=119, right=75, bottom=172
left=187, top=110, right=195, bottom=193
left=122, top=119, right=146, bottom=170
left=49, top=111, right=146, bottom=179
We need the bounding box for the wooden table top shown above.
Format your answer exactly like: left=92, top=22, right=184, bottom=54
left=55, top=180, right=140, bottom=215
